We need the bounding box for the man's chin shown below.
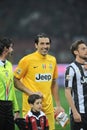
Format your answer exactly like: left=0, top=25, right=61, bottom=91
left=42, top=52, right=48, bottom=56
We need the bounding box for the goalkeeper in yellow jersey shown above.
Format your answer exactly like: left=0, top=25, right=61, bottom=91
left=14, top=33, right=64, bottom=130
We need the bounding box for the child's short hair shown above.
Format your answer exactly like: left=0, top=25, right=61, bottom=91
left=28, top=94, right=42, bottom=104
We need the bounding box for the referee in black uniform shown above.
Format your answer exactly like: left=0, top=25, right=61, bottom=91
left=65, top=40, right=87, bottom=130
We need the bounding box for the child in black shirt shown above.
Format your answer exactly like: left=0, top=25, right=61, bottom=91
left=15, top=94, right=49, bottom=130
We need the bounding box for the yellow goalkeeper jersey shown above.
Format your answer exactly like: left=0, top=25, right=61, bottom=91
left=14, top=51, right=58, bottom=114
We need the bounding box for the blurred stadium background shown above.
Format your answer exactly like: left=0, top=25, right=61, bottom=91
left=0, top=0, right=87, bottom=64
left=1, top=0, right=87, bottom=129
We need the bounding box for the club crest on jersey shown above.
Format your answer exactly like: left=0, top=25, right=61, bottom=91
left=35, top=73, right=52, bottom=81
left=49, top=64, right=52, bottom=70
left=81, top=76, right=87, bottom=84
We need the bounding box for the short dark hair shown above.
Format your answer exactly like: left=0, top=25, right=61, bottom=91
left=28, top=94, right=42, bottom=104
left=34, top=33, right=51, bottom=44
left=0, top=37, right=13, bottom=55
left=70, top=40, right=86, bottom=57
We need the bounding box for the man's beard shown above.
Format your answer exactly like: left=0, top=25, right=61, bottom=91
left=81, top=56, right=87, bottom=61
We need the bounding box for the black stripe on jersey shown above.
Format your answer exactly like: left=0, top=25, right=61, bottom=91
left=65, top=66, right=70, bottom=88
left=75, top=61, right=87, bottom=113
left=84, top=87, right=87, bottom=113
left=65, top=65, right=80, bottom=113
left=72, top=71, right=80, bottom=113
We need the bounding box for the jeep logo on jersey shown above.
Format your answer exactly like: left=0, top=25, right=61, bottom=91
left=81, top=76, right=87, bottom=86
left=35, top=73, right=52, bottom=81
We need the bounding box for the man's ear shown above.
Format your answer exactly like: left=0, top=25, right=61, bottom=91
left=74, top=50, right=78, bottom=55
left=29, top=103, right=33, bottom=108
left=35, top=43, right=38, bottom=49
left=3, top=47, right=8, bottom=55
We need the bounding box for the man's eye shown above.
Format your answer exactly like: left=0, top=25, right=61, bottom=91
left=46, top=42, right=50, bottom=45
left=40, top=42, right=50, bottom=45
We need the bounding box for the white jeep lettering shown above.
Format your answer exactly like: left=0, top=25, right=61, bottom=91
left=35, top=73, right=52, bottom=81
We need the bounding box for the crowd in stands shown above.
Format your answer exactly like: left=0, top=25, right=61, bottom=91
left=0, top=0, right=87, bottom=63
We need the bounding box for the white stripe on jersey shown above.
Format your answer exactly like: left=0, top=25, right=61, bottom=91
left=66, top=62, right=85, bottom=113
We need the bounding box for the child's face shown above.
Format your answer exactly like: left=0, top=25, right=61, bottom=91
left=31, top=98, right=42, bottom=112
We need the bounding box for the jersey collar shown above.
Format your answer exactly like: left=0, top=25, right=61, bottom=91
left=0, top=60, right=7, bottom=66
left=35, top=51, right=47, bottom=59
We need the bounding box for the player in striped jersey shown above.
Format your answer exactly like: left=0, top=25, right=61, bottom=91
left=14, top=33, right=64, bottom=130
left=65, top=40, right=87, bottom=130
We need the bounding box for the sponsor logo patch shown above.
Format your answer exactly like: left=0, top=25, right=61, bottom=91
left=16, top=69, right=22, bottom=74
left=35, top=73, right=52, bottom=81
left=66, top=75, right=71, bottom=80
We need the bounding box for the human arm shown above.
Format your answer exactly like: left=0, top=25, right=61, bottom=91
left=65, top=66, right=81, bottom=122
left=14, top=77, right=33, bottom=96
left=14, top=112, right=20, bottom=120
left=14, top=56, right=34, bottom=96
left=14, top=57, right=43, bottom=97
left=14, top=77, right=43, bottom=97
left=51, top=79, right=64, bottom=114
left=65, top=88, right=81, bottom=122
left=11, top=85, right=20, bottom=120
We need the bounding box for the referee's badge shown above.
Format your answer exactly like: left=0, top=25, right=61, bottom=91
left=5, top=71, right=9, bottom=77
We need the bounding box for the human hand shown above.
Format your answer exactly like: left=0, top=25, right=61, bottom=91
left=73, top=111, right=81, bottom=122
left=14, top=112, right=20, bottom=120
left=54, top=106, right=64, bottom=116
left=34, top=92, right=43, bottom=98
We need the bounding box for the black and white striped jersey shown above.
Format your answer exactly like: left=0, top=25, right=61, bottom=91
left=65, top=61, right=87, bottom=114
